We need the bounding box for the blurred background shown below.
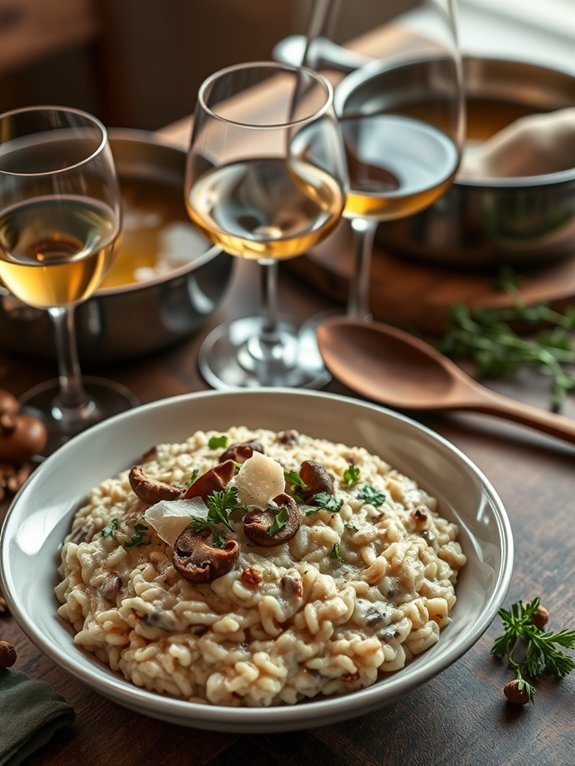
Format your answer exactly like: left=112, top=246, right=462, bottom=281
left=0, top=0, right=574, bottom=131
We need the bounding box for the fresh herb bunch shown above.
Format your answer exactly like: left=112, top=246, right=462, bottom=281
left=440, top=268, right=575, bottom=412
left=491, top=597, right=575, bottom=704
left=191, top=485, right=242, bottom=537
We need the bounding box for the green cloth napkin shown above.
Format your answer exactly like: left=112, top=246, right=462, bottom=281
left=0, top=668, right=75, bottom=766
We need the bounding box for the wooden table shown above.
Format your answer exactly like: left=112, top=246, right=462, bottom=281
left=2, top=122, right=575, bottom=766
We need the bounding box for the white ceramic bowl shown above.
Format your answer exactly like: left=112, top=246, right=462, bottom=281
left=0, top=390, right=513, bottom=732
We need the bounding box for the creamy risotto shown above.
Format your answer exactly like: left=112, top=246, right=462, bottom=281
left=55, top=427, right=466, bottom=707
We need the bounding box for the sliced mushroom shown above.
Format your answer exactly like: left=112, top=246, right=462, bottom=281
left=182, top=459, right=236, bottom=500
left=219, top=439, right=264, bottom=464
left=99, top=572, right=123, bottom=602
left=129, top=465, right=182, bottom=505
left=276, top=429, right=299, bottom=446
left=299, top=459, right=334, bottom=500
left=243, top=492, right=301, bottom=547
left=172, top=528, right=239, bottom=583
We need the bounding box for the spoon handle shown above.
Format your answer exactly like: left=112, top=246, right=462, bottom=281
left=465, top=384, right=575, bottom=445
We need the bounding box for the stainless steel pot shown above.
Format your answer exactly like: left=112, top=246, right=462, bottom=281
left=370, top=56, right=575, bottom=266
left=0, top=130, right=233, bottom=364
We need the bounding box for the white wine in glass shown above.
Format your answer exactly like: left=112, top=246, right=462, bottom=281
left=0, top=106, right=138, bottom=456
left=185, top=62, right=346, bottom=390
left=334, top=0, right=465, bottom=317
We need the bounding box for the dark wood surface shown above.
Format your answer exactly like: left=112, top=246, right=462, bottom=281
left=1, top=254, right=574, bottom=766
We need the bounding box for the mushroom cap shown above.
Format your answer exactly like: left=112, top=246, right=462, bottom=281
left=243, top=492, right=301, bottom=547
left=172, top=528, right=239, bottom=583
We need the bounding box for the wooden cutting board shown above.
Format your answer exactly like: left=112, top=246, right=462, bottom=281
left=286, top=222, right=575, bottom=334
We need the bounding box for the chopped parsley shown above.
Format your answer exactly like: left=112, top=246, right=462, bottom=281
left=208, top=434, right=228, bottom=449
left=330, top=543, right=343, bottom=563
left=267, top=505, right=289, bottom=536
left=345, top=522, right=359, bottom=533
left=206, top=485, right=241, bottom=530
left=185, top=468, right=200, bottom=487
left=357, top=485, right=386, bottom=507
left=285, top=470, right=305, bottom=501
left=312, top=492, right=343, bottom=513
left=191, top=485, right=242, bottom=536
left=124, top=523, right=151, bottom=548
left=211, top=530, right=228, bottom=548
left=343, top=464, right=361, bottom=486
left=101, top=518, right=118, bottom=538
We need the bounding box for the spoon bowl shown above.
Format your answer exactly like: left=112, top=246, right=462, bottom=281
left=316, top=317, right=575, bottom=444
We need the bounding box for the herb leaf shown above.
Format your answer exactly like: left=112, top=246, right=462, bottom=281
left=205, top=486, right=241, bottom=531
left=101, top=518, right=119, bottom=538
left=267, top=505, right=289, bottom=536
left=330, top=543, right=343, bottom=563
left=285, top=469, right=305, bottom=501
left=312, top=492, right=343, bottom=513
left=439, top=272, right=575, bottom=413
left=208, top=434, right=228, bottom=449
left=124, top=523, right=151, bottom=548
left=357, top=485, right=386, bottom=507
left=343, top=464, right=361, bottom=486
left=491, top=597, right=575, bottom=703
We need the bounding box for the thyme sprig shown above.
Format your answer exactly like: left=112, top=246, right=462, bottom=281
left=439, top=268, right=575, bottom=412
left=491, top=597, right=575, bottom=703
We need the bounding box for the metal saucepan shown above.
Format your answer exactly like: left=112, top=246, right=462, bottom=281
left=373, top=55, right=575, bottom=266
left=275, top=37, right=575, bottom=267
left=0, top=129, right=233, bottom=364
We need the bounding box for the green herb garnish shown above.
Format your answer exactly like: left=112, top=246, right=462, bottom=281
left=211, top=530, right=227, bottom=548
left=208, top=434, right=228, bottom=449
left=343, top=464, right=361, bottom=486
left=357, top=485, right=386, bottom=507
left=440, top=268, right=575, bottom=413
left=185, top=469, right=200, bottom=487
left=330, top=543, right=343, bottom=563
left=491, top=597, right=575, bottom=703
left=101, top=519, right=119, bottom=538
left=124, top=523, right=151, bottom=548
left=267, top=505, right=289, bottom=536
left=312, top=492, right=343, bottom=513
left=205, top=485, right=241, bottom=531
left=285, top=470, right=305, bottom=501
left=345, top=522, right=359, bottom=533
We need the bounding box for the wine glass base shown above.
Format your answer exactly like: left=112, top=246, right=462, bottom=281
left=198, top=316, right=331, bottom=390
left=19, top=375, right=139, bottom=458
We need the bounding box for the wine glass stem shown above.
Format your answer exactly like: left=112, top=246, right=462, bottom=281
left=347, top=217, right=377, bottom=319
left=48, top=305, right=91, bottom=413
left=259, top=259, right=281, bottom=345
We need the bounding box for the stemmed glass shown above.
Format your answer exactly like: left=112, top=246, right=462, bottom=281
left=333, top=0, right=465, bottom=317
left=0, top=106, right=138, bottom=456
left=185, top=61, right=346, bottom=390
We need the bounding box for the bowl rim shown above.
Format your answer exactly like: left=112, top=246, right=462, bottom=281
left=96, top=128, right=222, bottom=298
left=0, top=389, right=514, bottom=728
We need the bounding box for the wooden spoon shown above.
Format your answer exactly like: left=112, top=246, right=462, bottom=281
left=316, top=316, right=575, bottom=445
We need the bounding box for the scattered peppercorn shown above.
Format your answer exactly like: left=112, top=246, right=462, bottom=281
left=503, top=679, right=531, bottom=705
left=0, top=640, right=17, bottom=668
left=532, top=605, right=550, bottom=630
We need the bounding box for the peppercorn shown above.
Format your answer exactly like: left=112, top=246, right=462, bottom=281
left=532, top=605, right=550, bottom=630
left=503, top=679, right=531, bottom=705
left=0, top=640, right=17, bottom=668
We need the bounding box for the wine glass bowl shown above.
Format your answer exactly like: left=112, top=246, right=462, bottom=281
left=314, top=0, right=465, bottom=318
left=0, top=106, right=137, bottom=456
left=185, top=62, right=346, bottom=390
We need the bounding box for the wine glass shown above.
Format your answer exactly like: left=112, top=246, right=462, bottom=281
left=332, top=0, right=465, bottom=317
left=185, top=61, right=346, bottom=390
left=0, top=106, right=138, bottom=456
